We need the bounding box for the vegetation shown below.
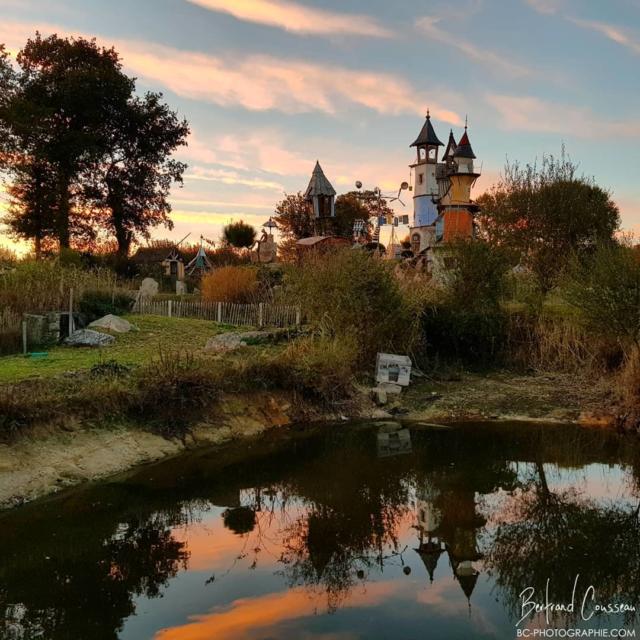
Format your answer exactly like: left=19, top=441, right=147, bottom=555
left=285, top=248, right=422, bottom=363
left=222, top=220, right=257, bottom=250
left=0, top=33, right=188, bottom=256
left=201, top=266, right=259, bottom=303
left=477, top=150, right=619, bottom=292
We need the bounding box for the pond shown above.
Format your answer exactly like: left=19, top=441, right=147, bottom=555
left=2, top=421, right=640, bottom=639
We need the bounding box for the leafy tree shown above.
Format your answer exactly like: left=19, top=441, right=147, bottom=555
left=3, top=33, right=135, bottom=250
left=83, top=92, right=188, bottom=257
left=342, top=189, right=394, bottom=221
left=222, top=219, right=257, bottom=249
left=273, top=192, right=314, bottom=240
left=334, top=193, right=371, bottom=239
left=562, top=239, right=640, bottom=350
left=477, top=150, right=619, bottom=291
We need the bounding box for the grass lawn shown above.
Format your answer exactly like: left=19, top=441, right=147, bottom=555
left=0, top=315, right=236, bottom=383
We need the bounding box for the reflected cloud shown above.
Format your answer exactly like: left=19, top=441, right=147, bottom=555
left=155, top=582, right=400, bottom=640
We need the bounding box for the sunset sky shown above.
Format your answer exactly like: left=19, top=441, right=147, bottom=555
left=1, top=0, right=639, bottom=251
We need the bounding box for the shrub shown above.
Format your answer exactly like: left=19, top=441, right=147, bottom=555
left=201, top=266, right=259, bottom=303
left=562, top=241, right=640, bottom=350
left=285, top=249, right=420, bottom=363
left=234, top=334, right=359, bottom=404
left=421, top=240, right=511, bottom=367
left=79, top=290, right=134, bottom=321
left=134, top=350, right=220, bottom=438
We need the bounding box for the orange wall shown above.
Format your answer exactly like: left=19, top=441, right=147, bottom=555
left=443, top=210, right=473, bottom=241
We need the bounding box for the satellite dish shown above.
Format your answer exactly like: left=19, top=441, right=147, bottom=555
left=355, top=180, right=363, bottom=189
left=400, top=181, right=409, bottom=190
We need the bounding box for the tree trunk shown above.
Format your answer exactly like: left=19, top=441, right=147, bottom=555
left=34, top=235, right=42, bottom=260
left=57, top=174, right=71, bottom=250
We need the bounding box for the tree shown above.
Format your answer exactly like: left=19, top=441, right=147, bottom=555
left=3, top=33, right=135, bottom=250
left=222, top=220, right=257, bottom=250
left=477, top=150, right=620, bottom=291
left=342, top=189, right=394, bottom=221
left=84, top=92, right=189, bottom=257
left=273, top=192, right=314, bottom=241
left=334, top=193, right=371, bottom=239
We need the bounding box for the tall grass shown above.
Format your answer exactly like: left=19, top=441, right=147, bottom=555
left=0, top=261, right=126, bottom=316
left=201, top=266, right=259, bottom=303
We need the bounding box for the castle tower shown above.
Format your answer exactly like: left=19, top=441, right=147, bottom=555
left=410, top=111, right=443, bottom=228
left=304, top=161, right=336, bottom=236
left=437, top=124, right=480, bottom=243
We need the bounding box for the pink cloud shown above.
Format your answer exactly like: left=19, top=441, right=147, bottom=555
left=186, top=0, right=393, bottom=38
left=570, top=18, right=640, bottom=56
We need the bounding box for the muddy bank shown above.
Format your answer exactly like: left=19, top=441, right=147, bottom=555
left=0, top=390, right=384, bottom=510
left=0, top=371, right=616, bottom=510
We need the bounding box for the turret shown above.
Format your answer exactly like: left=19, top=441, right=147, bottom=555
left=410, top=111, right=442, bottom=228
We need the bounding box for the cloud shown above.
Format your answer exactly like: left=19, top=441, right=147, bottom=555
left=185, top=167, right=285, bottom=192
left=524, top=0, right=565, bottom=14
left=485, top=93, right=640, bottom=138
left=0, top=19, right=461, bottom=122
left=416, top=16, right=531, bottom=77
left=186, top=0, right=393, bottom=38
left=570, top=18, right=640, bottom=56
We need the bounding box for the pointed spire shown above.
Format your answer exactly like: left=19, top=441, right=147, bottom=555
left=453, top=128, right=476, bottom=159
left=443, top=129, right=458, bottom=160
left=304, top=161, right=336, bottom=200
left=410, top=111, right=444, bottom=147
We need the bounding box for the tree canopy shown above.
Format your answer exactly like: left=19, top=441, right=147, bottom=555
left=477, top=151, right=620, bottom=291
left=0, top=33, right=189, bottom=257
left=222, top=220, right=257, bottom=249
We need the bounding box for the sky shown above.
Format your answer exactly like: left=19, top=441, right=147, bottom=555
left=1, top=0, right=639, bottom=252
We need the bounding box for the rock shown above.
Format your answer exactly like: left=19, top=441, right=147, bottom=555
left=204, top=330, right=281, bottom=353
left=379, top=382, right=403, bottom=395
left=88, top=314, right=135, bottom=333
left=138, top=277, right=159, bottom=298
left=64, top=329, right=115, bottom=347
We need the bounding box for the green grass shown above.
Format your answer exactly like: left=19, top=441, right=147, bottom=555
left=0, top=315, right=233, bottom=384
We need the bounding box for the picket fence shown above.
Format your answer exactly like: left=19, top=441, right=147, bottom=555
left=133, top=298, right=301, bottom=328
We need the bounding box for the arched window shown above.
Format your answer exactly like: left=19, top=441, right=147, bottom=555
left=411, top=233, right=421, bottom=254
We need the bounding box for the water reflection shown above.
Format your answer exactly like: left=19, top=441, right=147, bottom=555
left=1, top=422, right=640, bottom=639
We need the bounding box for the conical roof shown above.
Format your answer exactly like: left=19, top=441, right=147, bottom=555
left=456, top=570, right=479, bottom=600
left=304, top=161, right=336, bottom=200
left=186, top=245, right=212, bottom=274
left=453, top=130, right=476, bottom=159
left=443, top=130, right=457, bottom=160
left=410, top=113, right=444, bottom=147
left=415, top=541, right=444, bottom=583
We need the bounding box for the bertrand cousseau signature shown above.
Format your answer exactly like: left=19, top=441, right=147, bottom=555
left=518, top=575, right=636, bottom=626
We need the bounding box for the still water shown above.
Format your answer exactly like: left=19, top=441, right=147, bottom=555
left=2, top=421, right=640, bottom=640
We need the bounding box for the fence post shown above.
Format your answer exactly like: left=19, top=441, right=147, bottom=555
left=217, top=301, right=222, bottom=323
left=22, top=319, right=27, bottom=355
left=295, top=306, right=301, bottom=327
left=258, top=303, right=264, bottom=328
left=168, top=300, right=172, bottom=318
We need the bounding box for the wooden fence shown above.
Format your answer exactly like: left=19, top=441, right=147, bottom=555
left=132, top=298, right=301, bottom=328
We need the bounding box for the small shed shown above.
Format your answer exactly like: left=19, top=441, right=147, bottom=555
left=376, top=353, right=412, bottom=386
left=295, top=235, right=351, bottom=257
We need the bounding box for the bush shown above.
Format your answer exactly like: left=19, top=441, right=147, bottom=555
left=201, top=266, right=259, bottom=303
left=134, top=350, right=220, bottom=438
left=234, top=334, right=359, bottom=404
left=285, top=249, right=420, bottom=363
left=79, top=290, right=134, bottom=321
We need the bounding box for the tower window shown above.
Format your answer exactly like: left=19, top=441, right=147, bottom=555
left=418, top=173, right=424, bottom=185
left=411, top=233, right=421, bottom=254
